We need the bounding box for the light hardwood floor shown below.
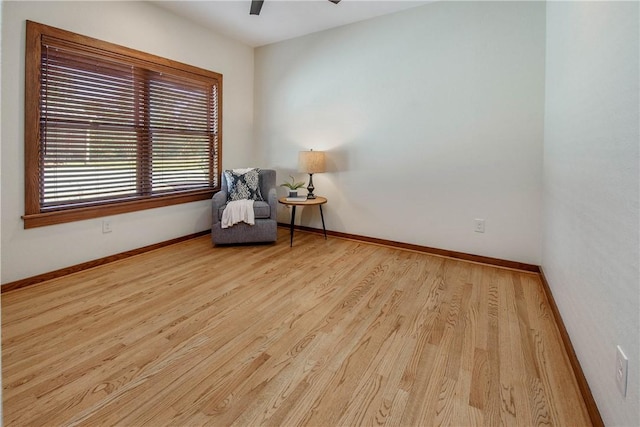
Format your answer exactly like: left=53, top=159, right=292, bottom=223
left=2, top=229, right=591, bottom=426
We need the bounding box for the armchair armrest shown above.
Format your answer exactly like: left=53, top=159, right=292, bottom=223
left=267, top=187, right=277, bottom=220
left=212, top=190, right=227, bottom=225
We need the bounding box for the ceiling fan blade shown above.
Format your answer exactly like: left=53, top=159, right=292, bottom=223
left=328, top=0, right=341, bottom=3
left=250, top=0, right=264, bottom=15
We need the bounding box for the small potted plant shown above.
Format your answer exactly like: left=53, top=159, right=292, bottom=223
left=280, top=175, right=306, bottom=197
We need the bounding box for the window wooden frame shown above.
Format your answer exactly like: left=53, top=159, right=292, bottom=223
left=23, top=21, right=223, bottom=228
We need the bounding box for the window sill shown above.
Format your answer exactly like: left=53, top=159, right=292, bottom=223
left=23, top=190, right=216, bottom=229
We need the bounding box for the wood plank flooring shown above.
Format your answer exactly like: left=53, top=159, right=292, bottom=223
left=2, top=229, right=592, bottom=426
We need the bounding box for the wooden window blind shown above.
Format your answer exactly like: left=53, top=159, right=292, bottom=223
left=24, top=21, right=222, bottom=228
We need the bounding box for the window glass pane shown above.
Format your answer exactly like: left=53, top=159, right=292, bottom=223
left=149, top=75, right=215, bottom=193
left=151, top=132, right=212, bottom=192
left=41, top=45, right=139, bottom=209
left=42, top=127, right=138, bottom=207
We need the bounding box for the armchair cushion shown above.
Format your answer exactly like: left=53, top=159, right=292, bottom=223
left=224, top=168, right=263, bottom=202
left=216, top=200, right=271, bottom=221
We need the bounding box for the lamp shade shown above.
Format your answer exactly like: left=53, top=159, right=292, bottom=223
left=298, top=150, right=326, bottom=174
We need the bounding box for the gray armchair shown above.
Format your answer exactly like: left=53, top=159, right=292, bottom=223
left=211, top=169, right=278, bottom=245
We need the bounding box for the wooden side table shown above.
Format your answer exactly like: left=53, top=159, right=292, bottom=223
left=278, top=196, right=327, bottom=247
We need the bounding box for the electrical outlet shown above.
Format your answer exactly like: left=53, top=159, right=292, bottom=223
left=474, top=218, right=485, bottom=233
left=616, top=345, right=628, bottom=397
left=102, top=219, right=112, bottom=234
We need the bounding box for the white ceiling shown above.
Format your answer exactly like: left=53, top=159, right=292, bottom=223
left=150, top=0, right=432, bottom=47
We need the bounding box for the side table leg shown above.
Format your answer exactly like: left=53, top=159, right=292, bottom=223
left=319, top=205, right=327, bottom=240
left=290, top=205, right=297, bottom=247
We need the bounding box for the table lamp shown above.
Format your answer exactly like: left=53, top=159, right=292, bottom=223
left=298, top=149, right=325, bottom=199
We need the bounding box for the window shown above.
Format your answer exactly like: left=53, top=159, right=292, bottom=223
left=23, top=21, right=222, bottom=228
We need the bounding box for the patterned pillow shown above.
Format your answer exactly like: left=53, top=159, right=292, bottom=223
left=224, top=168, right=264, bottom=201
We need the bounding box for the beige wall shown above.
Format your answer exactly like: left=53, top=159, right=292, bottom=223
left=543, top=2, right=640, bottom=425
left=254, top=1, right=546, bottom=265
left=1, top=1, right=255, bottom=283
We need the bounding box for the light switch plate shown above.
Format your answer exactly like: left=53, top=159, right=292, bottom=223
left=616, top=345, right=628, bottom=397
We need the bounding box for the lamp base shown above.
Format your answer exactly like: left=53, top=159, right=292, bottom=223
left=306, top=173, right=316, bottom=199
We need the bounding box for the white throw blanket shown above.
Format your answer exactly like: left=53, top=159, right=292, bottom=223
left=221, top=199, right=255, bottom=229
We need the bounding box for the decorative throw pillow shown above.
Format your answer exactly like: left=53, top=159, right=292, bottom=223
left=224, top=168, right=264, bottom=201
